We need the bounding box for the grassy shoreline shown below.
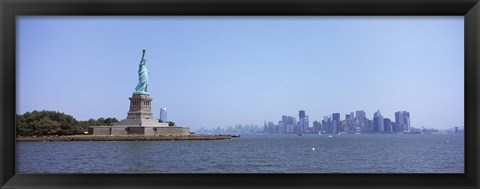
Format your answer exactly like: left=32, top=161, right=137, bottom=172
left=16, top=134, right=231, bottom=142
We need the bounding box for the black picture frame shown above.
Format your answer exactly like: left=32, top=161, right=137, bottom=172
left=1, top=0, right=478, bottom=188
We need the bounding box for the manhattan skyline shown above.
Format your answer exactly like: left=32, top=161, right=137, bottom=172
left=17, top=16, right=464, bottom=130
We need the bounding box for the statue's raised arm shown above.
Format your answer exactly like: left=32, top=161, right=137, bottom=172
left=140, top=48, right=146, bottom=63
left=134, top=48, right=149, bottom=94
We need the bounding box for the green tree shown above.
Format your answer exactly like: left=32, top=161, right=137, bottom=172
left=16, top=110, right=120, bottom=136
left=36, top=117, right=61, bottom=135
left=96, top=118, right=105, bottom=126
left=16, top=110, right=85, bottom=136
left=87, top=118, right=96, bottom=126
left=103, top=117, right=119, bottom=126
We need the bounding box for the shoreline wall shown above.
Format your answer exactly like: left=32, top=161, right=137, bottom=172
left=88, top=126, right=190, bottom=136
left=17, top=134, right=231, bottom=142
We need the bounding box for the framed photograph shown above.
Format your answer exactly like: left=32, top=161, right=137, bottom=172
left=1, top=0, right=479, bottom=188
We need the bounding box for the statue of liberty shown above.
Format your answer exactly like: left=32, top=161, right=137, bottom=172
left=134, top=48, right=149, bottom=94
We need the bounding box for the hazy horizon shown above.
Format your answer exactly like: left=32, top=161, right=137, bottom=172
left=17, top=16, right=464, bottom=130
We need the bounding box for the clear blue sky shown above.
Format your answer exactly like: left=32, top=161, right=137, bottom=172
left=17, top=16, right=464, bottom=130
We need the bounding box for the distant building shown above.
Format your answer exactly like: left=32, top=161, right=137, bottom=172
left=313, top=121, right=322, bottom=133
left=282, top=115, right=297, bottom=134
left=332, top=113, right=341, bottom=132
left=366, top=119, right=374, bottom=132
left=322, top=116, right=331, bottom=134
left=298, top=110, right=309, bottom=133
left=391, top=122, right=397, bottom=132
left=263, top=121, right=268, bottom=133
left=355, top=110, right=366, bottom=119
left=332, top=113, right=340, bottom=122
left=278, top=121, right=284, bottom=134
left=341, top=120, right=349, bottom=133
left=286, top=125, right=294, bottom=133
left=395, top=111, right=411, bottom=132
left=332, top=120, right=338, bottom=134
left=302, top=115, right=309, bottom=132
left=383, top=118, right=392, bottom=132
left=355, top=110, right=367, bottom=132
left=345, top=112, right=355, bottom=133
left=347, top=112, right=353, bottom=121
left=373, top=110, right=384, bottom=132
left=345, top=114, right=352, bottom=120
left=267, top=121, right=275, bottom=134
left=299, top=110, right=306, bottom=120
left=159, top=108, right=167, bottom=122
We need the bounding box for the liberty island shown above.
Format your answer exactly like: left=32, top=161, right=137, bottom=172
left=15, top=49, right=231, bottom=141
left=80, top=49, right=227, bottom=139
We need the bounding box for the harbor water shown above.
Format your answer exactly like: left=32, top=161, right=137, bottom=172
left=16, top=134, right=464, bottom=173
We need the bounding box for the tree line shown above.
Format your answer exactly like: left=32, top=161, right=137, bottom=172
left=16, top=110, right=119, bottom=136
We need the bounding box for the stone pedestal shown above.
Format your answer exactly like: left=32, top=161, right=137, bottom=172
left=113, top=94, right=167, bottom=127
left=127, top=94, right=153, bottom=120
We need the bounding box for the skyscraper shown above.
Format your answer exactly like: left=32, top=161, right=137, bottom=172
left=332, top=113, right=341, bottom=132
left=395, top=111, right=411, bottom=132
left=332, top=119, right=338, bottom=134
left=345, top=114, right=352, bottom=120
left=303, top=115, right=309, bottom=131
left=332, top=113, right=340, bottom=122
left=263, top=120, right=268, bottom=133
left=299, top=110, right=305, bottom=120
left=367, top=119, right=374, bottom=132
left=278, top=121, right=287, bottom=134
left=267, top=121, right=275, bottom=134
left=355, top=110, right=366, bottom=120
left=373, top=110, right=384, bottom=132
left=383, top=118, right=392, bottom=132
left=278, top=121, right=284, bottom=134
left=298, top=110, right=308, bottom=133
left=322, top=116, right=331, bottom=134
left=345, top=112, right=355, bottom=133
left=282, top=115, right=297, bottom=134
left=355, top=110, right=367, bottom=133
left=313, top=121, right=322, bottom=133
left=159, top=108, right=167, bottom=122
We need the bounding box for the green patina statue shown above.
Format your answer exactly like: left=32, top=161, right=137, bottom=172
left=134, top=48, right=149, bottom=94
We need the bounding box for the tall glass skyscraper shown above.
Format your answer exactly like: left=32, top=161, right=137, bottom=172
left=373, top=110, right=384, bottom=132
left=160, top=108, right=167, bottom=122
left=298, top=110, right=308, bottom=133
left=395, top=111, right=411, bottom=132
